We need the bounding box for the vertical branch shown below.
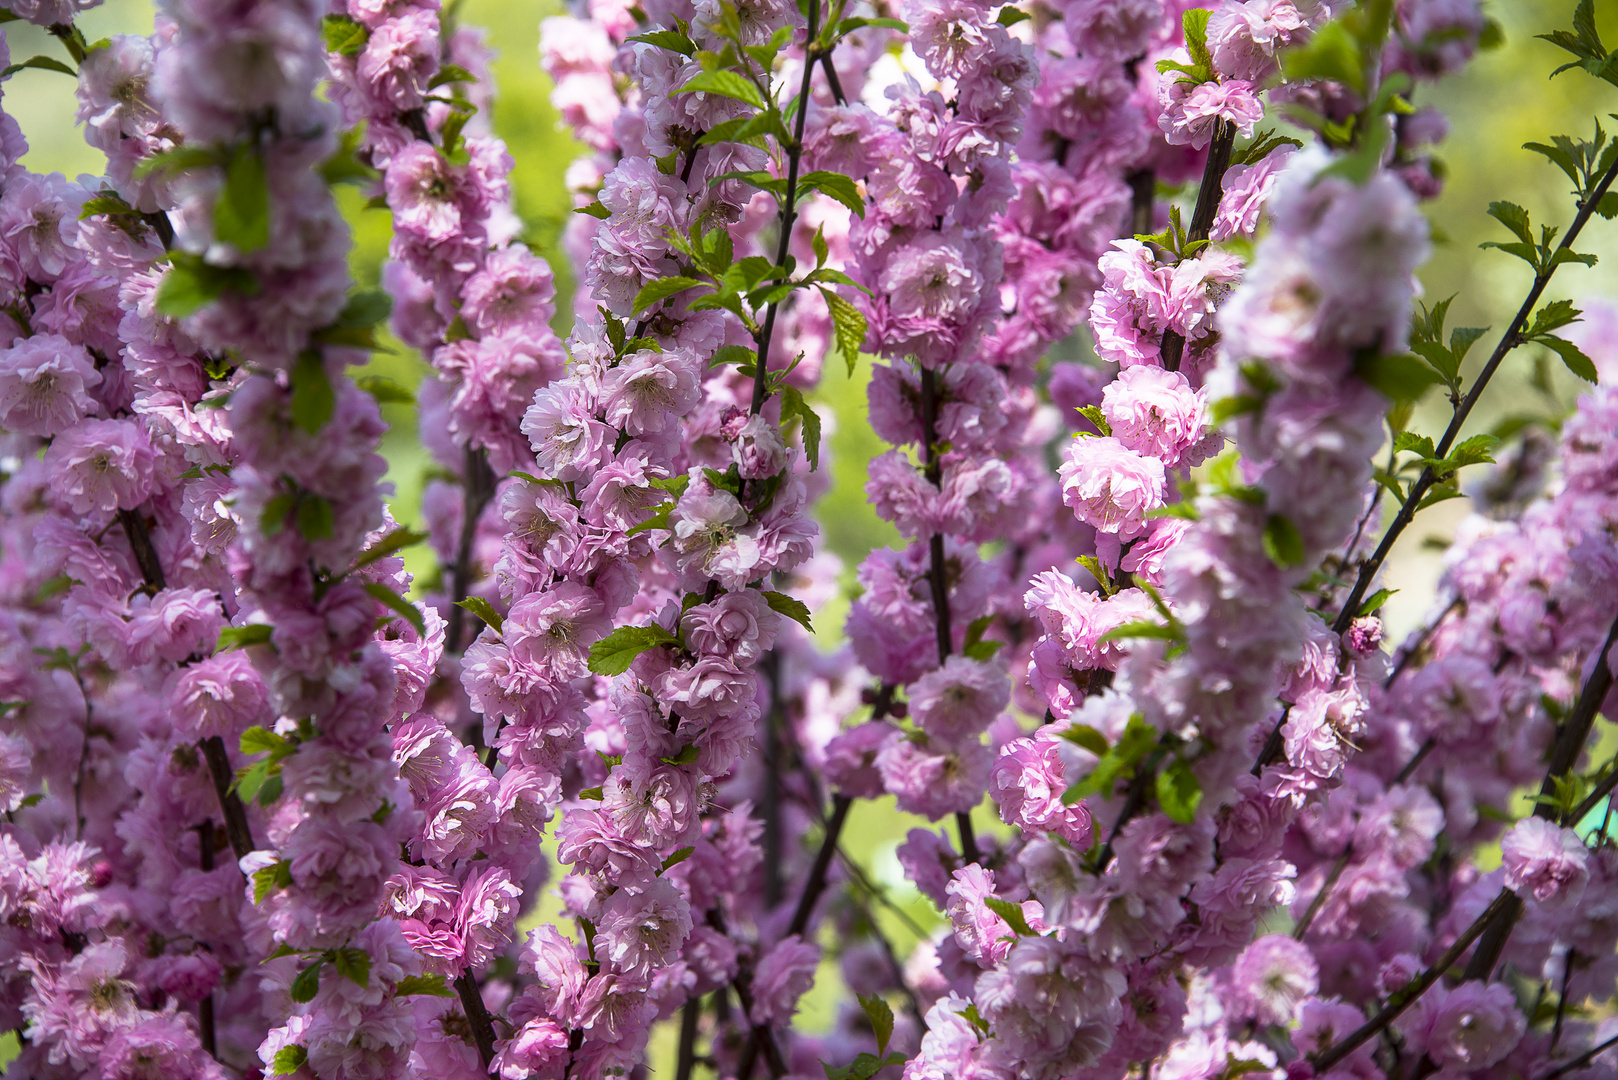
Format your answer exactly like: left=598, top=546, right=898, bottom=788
left=455, top=970, right=498, bottom=1067
left=675, top=995, right=703, bottom=1080
left=750, top=0, right=822, bottom=416
left=444, top=444, right=498, bottom=655
left=196, top=821, right=218, bottom=1060
left=200, top=737, right=257, bottom=861
left=1161, top=118, right=1236, bottom=372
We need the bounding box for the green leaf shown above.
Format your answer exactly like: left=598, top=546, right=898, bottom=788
left=218, top=624, right=274, bottom=652
left=778, top=385, right=822, bottom=471
left=649, top=474, right=691, bottom=496
left=353, top=526, right=429, bottom=571
left=426, top=63, right=476, bottom=88
left=632, top=276, right=703, bottom=314
left=455, top=596, right=504, bottom=635
left=984, top=896, right=1034, bottom=936
left=1096, top=619, right=1178, bottom=644
left=1155, top=758, right=1203, bottom=824
left=332, top=946, right=371, bottom=988
left=575, top=200, right=612, bottom=219
left=322, top=13, right=369, bottom=55
left=857, top=994, right=895, bottom=1056
left=587, top=624, right=681, bottom=676
left=1065, top=716, right=1158, bottom=803
left=1076, top=404, right=1111, bottom=435
left=1060, top=724, right=1109, bottom=756
left=1540, top=335, right=1599, bottom=382
left=675, top=69, right=766, bottom=109
left=215, top=144, right=270, bottom=252
left=354, top=374, right=414, bottom=404
left=1355, top=352, right=1441, bottom=402
left=1596, top=192, right=1618, bottom=219
left=1486, top=200, right=1535, bottom=245
left=251, top=860, right=293, bottom=904
left=627, top=504, right=673, bottom=536
left=1281, top=18, right=1363, bottom=94
left=1525, top=298, right=1582, bottom=338
left=395, top=974, right=456, bottom=998
left=1446, top=433, right=1501, bottom=470
left=289, top=961, right=323, bottom=1003
left=996, top=5, right=1029, bottom=25
left=1393, top=431, right=1436, bottom=458
left=295, top=494, right=334, bottom=541
left=1, top=54, right=77, bottom=78
left=235, top=759, right=273, bottom=804
left=290, top=350, right=335, bottom=435
left=156, top=254, right=259, bottom=318
left=1357, top=587, right=1397, bottom=615
left=798, top=171, right=865, bottom=218
left=960, top=613, right=1002, bottom=661
left=628, top=28, right=697, bottom=54
left=661, top=846, right=696, bottom=871
left=365, top=583, right=426, bottom=636
left=1261, top=513, right=1305, bottom=568
left=240, top=725, right=288, bottom=756
left=822, top=1052, right=908, bottom=1080
left=763, top=590, right=814, bottom=633
left=821, top=288, right=866, bottom=376
left=269, top=1045, right=308, bottom=1076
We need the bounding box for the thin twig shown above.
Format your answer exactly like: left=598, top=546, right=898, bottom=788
left=1332, top=153, right=1618, bottom=635
left=1161, top=119, right=1236, bottom=372
left=443, top=445, right=497, bottom=655
left=454, top=969, right=498, bottom=1068
left=200, top=736, right=257, bottom=860
left=1293, top=845, right=1352, bottom=941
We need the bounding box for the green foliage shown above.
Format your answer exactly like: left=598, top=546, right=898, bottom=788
left=156, top=253, right=259, bottom=318
left=763, top=590, right=814, bottom=633
left=217, top=624, right=273, bottom=652
left=395, top=974, right=456, bottom=998
left=857, top=994, right=895, bottom=1057
left=268, top=1046, right=308, bottom=1076
left=455, top=596, right=504, bottom=635
left=1261, top=513, right=1305, bottom=568
left=1538, top=0, right=1618, bottom=86
left=290, top=351, right=336, bottom=435
left=1064, top=715, right=1159, bottom=803
left=215, top=144, right=270, bottom=252
left=587, top=624, right=681, bottom=675
left=778, top=385, right=823, bottom=471
left=364, top=583, right=426, bottom=636
left=1155, top=758, right=1203, bottom=824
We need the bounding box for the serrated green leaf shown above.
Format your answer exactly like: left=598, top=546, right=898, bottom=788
left=1076, top=404, right=1110, bottom=435
left=427, top=62, right=475, bottom=88
left=627, top=28, right=697, bottom=55
left=1393, top=431, right=1436, bottom=458
left=996, top=5, right=1029, bottom=25
left=628, top=504, right=673, bottom=536
left=156, top=254, right=258, bottom=318
left=1096, top=619, right=1178, bottom=644
left=455, top=596, right=503, bottom=635
left=365, top=583, right=426, bottom=636
left=252, top=861, right=292, bottom=904
left=215, top=144, right=270, bottom=252
left=1, top=54, right=77, bottom=78
left=763, top=590, right=813, bottom=633
left=395, top=974, right=456, bottom=998
left=821, top=288, right=866, bottom=376
left=1061, top=724, right=1109, bottom=756
left=290, top=350, right=335, bottom=435
left=1261, top=513, right=1305, bottom=567
left=661, top=846, right=696, bottom=871
left=1155, top=758, right=1202, bottom=824
left=675, top=68, right=766, bottom=109
left=1357, top=587, right=1397, bottom=615
left=268, top=1045, right=308, bottom=1076
left=333, top=946, right=370, bottom=988
left=322, top=13, right=369, bottom=55
left=235, top=759, right=272, bottom=804
left=1486, top=200, right=1535, bottom=245
left=1355, top=352, right=1441, bottom=402
left=1281, top=19, right=1363, bottom=94
left=354, top=374, right=414, bottom=404
left=633, top=276, right=703, bottom=314
left=984, top=895, right=1034, bottom=936
left=295, top=494, right=334, bottom=541
left=778, top=386, right=822, bottom=471
left=799, top=171, right=865, bottom=218
left=353, top=526, right=429, bottom=571
left=1525, top=298, right=1582, bottom=338
left=289, top=960, right=322, bottom=1003
left=218, top=624, right=274, bottom=652
left=1540, top=335, right=1599, bottom=382
left=856, top=993, right=895, bottom=1056
left=240, top=725, right=288, bottom=756
left=575, top=200, right=611, bottom=219
left=588, top=624, right=681, bottom=676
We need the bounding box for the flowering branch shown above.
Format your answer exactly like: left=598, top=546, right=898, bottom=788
left=1332, top=151, right=1618, bottom=634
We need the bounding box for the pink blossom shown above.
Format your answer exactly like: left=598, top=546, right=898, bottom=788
left=1059, top=435, right=1165, bottom=537
left=749, top=935, right=821, bottom=1025
left=0, top=333, right=101, bottom=435
left=1501, top=817, right=1590, bottom=909
left=44, top=418, right=157, bottom=516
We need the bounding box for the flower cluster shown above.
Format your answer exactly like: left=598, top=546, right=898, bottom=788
left=8, top=0, right=1618, bottom=1079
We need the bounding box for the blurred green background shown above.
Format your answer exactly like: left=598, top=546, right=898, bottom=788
left=2, top=0, right=1615, bottom=1072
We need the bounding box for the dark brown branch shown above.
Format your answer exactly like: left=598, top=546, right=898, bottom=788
left=750, top=0, right=822, bottom=416
left=444, top=445, right=498, bottom=656
left=455, top=970, right=498, bottom=1067
left=1537, top=1031, right=1618, bottom=1080
left=200, top=736, right=256, bottom=861
left=1293, top=845, right=1351, bottom=941
left=788, top=793, right=852, bottom=937
left=1332, top=152, right=1618, bottom=635
left=1161, top=119, right=1237, bottom=373
left=675, top=995, right=703, bottom=1080
left=117, top=508, right=167, bottom=591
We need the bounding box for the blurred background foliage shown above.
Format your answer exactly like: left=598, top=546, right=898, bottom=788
left=2, top=0, right=1616, bottom=1063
